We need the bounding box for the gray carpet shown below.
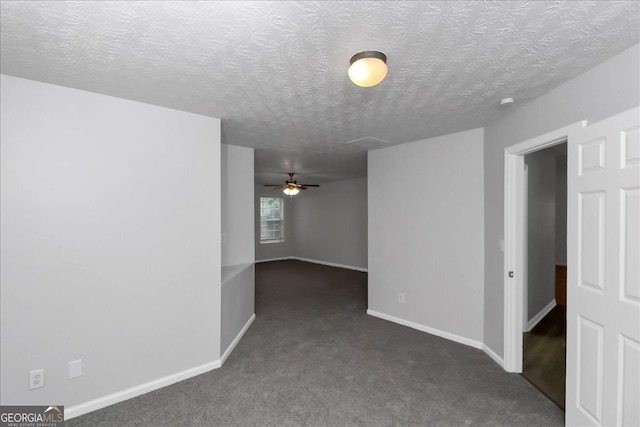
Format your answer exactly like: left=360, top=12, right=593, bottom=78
left=68, top=260, right=564, bottom=426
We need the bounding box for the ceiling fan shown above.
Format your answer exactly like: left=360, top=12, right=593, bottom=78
left=264, top=173, right=319, bottom=195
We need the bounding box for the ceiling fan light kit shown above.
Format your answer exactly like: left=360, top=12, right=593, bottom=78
left=264, top=173, right=319, bottom=196
left=348, top=50, right=388, bottom=87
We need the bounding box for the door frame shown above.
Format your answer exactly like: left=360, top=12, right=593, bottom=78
left=522, top=163, right=528, bottom=332
left=503, top=120, right=586, bottom=373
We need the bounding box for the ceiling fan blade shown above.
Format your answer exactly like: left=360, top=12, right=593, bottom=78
left=299, top=184, right=320, bottom=187
left=263, top=184, right=284, bottom=187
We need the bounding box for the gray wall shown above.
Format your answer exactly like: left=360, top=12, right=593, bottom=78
left=255, top=179, right=368, bottom=270
left=369, top=128, right=485, bottom=345
left=221, top=144, right=255, bottom=356
left=483, top=44, right=640, bottom=358
left=221, top=144, right=255, bottom=266
left=293, top=178, right=367, bottom=270
left=525, top=148, right=557, bottom=322
left=221, top=265, right=254, bottom=353
left=1, top=75, right=221, bottom=407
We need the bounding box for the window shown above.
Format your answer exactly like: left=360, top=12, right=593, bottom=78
left=260, top=197, right=284, bottom=243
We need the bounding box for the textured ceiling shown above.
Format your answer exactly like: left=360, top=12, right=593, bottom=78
left=1, top=1, right=639, bottom=184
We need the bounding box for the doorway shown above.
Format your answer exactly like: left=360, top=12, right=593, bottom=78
left=504, top=108, right=639, bottom=425
left=520, top=143, right=567, bottom=409
left=503, top=121, right=584, bottom=376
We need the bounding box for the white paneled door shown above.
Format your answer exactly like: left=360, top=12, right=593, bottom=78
left=566, top=107, right=640, bottom=426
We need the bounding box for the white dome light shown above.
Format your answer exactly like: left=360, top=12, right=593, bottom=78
left=348, top=51, right=388, bottom=88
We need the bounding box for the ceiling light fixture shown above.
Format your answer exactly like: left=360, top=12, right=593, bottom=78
left=348, top=50, right=388, bottom=87
left=264, top=173, right=319, bottom=196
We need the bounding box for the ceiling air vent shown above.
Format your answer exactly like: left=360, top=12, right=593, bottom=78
left=344, top=136, right=390, bottom=150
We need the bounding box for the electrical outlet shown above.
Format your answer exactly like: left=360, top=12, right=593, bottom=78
left=29, top=369, right=45, bottom=390
left=398, top=293, right=405, bottom=304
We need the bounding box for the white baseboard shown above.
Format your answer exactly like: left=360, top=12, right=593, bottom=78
left=65, top=358, right=222, bottom=420
left=366, top=309, right=483, bottom=350
left=291, top=257, right=368, bottom=272
left=221, top=313, right=255, bottom=365
left=255, top=257, right=292, bottom=263
left=255, top=256, right=368, bottom=273
left=525, top=300, right=556, bottom=332
left=66, top=315, right=257, bottom=420
left=483, top=344, right=504, bottom=368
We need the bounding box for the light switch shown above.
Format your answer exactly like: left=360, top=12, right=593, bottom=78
left=69, top=359, right=82, bottom=379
